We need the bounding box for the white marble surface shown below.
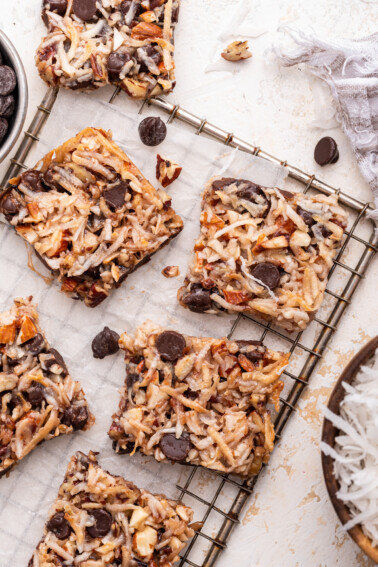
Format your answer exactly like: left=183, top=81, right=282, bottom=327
left=0, top=1, right=377, bottom=566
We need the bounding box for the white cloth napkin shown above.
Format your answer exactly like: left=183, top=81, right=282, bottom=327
left=274, top=26, right=378, bottom=221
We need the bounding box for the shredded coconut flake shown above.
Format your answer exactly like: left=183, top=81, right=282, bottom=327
left=321, top=350, right=378, bottom=547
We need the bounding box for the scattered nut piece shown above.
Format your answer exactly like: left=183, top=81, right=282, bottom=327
left=156, top=155, right=182, bottom=187
left=221, top=41, right=252, bottom=62
left=161, top=265, right=180, bottom=278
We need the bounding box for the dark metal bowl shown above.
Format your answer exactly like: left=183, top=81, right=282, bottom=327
left=322, top=336, right=378, bottom=562
left=0, top=30, right=28, bottom=164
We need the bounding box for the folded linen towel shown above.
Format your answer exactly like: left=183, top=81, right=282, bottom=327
left=274, top=26, right=378, bottom=221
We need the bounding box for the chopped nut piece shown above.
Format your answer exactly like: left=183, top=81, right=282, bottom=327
left=221, top=41, right=252, bottom=62
left=30, top=451, right=194, bottom=567
left=156, top=154, right=183, bottom=188
left=162, top=265, right=180, bottom=278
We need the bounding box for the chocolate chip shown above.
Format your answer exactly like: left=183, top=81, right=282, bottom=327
left=314, top=136, right=339, bottom=166
left=25, top=333, right=45, bottom=355
left=43, top=0, right=68, bottom=14
left=0, top=95, right=15, bottom=118
left=20, top=170, right=46, bottom=192
left=47, top=512, right=71, bottom=540
left=72, top=0, right=97, bottom=21
left=0, top=191, right=21, bottom=217
left=43, top=167, right=61, bottom=190
left=244, top=350, right=265, bottom=363
left=251, top=263, right=281, bottom=290
left=27, top=383, right=45, bottom=407
left=87, top=509, right=112, bottom=538
left=103, top=181, right=129, bottom=210
left=86, top=284, right=107, bottom=308
left=0, top=66, right=16, bottom=96
left=182, top=284, right=212, bottom=313
left=159, top=432, right=192, bottom=462
left=297, top=205, right=315, bottom=227
left=0, top=117, right=8, bottom=142
left=45, top=348, right=68, bottom=376
left=62, top=405, right=89, bottom=430
left=211, top=178, right=238, bottom=191
left=107, top=52, right=131, bottom=79
left=136, top=45, right=161, bottom=73
left=236, top=340, right=263, bottom=348
left=138, top=117, right=167, bottom=147
left=126, top=372, right=141, bottom=390
left=237, top=181, right=270, bottom=217
left=91, top=326, right=120, bottom=359
left=279, top=190, right=294, bottom=199
left=156, top=331, right=186, bottom=362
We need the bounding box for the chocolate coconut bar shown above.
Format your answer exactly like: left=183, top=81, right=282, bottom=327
left=29, top=450, right=194, bottom=567
left=178, top=178, right=348, bottom=332
left=37, top=0, right=179, bottom=98
left=109, top=321, right=289, bottom=478
left=0, top=298, right=94, bottom=477
left=0, top=128, right=183, bottom=307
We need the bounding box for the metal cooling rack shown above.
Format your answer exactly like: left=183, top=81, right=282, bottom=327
left=1, top=86, right=377, bottom=567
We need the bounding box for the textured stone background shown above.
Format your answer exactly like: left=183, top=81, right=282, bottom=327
left=1, top=1, right=377, bottom=566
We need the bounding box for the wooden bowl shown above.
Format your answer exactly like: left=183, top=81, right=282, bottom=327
left=322, top=336, right=378, bottom=563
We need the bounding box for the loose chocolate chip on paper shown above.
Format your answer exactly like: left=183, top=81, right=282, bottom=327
left=156, top=331, right=186, bottom=362
left=0, top=117, right=8, bottom=142
left=314, top=136, right=339, bottom=166
left=138, top=116, right=167, bottom=147
left=87, top=509, right=113, bottom=538
left=159, top=432, right=192, bottom=462
left=47, top=512, right=72, bottom=540
left=107, top=52, right=132, bottom=79
left=0, top=66, right=16, bottom=96
left=62, top=405, right=89, bottom=430
left=251, top=262, right=281, bottom=290
left=104, top=181, right=130, bottom=210
left=182, top=285, right=212, bottom=313
left=72, top=0, right=97, bottom=21
left=0, top=94, right=15, bottom=117
left=91, top=326, right=120, bottom=359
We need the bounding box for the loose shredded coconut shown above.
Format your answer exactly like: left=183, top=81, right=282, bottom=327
left=321, top=349, right=378, bottom=547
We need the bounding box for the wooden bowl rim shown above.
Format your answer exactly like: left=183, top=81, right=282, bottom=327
left=321, top=336, right=378, bottom=563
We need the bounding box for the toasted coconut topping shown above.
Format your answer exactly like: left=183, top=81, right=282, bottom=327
left=109, top=321, right=289, bottom=478
left=177, top=178, right=348, bottom=332
left=2, top=128, right=183, bottom=308
left=0, top=298, right=94, bottom=478
left=30, top=451, right=194, bottom=566
left=36, top=0, right=180, bottom=98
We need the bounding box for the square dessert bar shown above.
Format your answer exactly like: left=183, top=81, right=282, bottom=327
left=109, top=321, right=289, bottom=478
left=30, top=451, right=194, bottom=567
left=37, top=0, right=180, bottom=98
left=0, top=298, right=94, bottom=477
left=178, top=177, right=348, bottom=332
left=1, top=128, right=183, bottom=307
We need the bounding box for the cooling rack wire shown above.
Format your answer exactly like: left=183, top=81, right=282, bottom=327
left=1, top=85, right=377, bottom=567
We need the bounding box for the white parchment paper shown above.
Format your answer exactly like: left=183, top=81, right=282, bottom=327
left=0, top=89, right=288, bottom=566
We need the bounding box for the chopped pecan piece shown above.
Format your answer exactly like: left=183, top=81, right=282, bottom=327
left=221, top=40, right=252, bottom=62
left=156, top=154, right=182, bottom=187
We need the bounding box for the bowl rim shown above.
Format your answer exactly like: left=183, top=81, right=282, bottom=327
left=0, top=29, right=28, bottom=165
left=321, top=336, right=378, bottom=563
